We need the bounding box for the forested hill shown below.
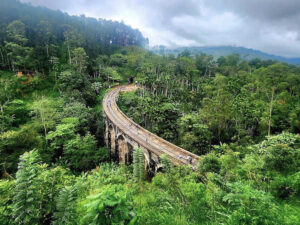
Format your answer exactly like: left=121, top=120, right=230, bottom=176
left=0, top=0, right=148, bottom=72
left=151, top=46, right=300, bottom=65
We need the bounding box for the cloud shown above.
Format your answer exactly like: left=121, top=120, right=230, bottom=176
left=20, top=0, right=300, bottom=57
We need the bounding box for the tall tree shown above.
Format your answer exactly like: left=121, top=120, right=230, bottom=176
left=5, top=20, right=32, bottom=71
left=37, top=20, right=53, bottom=58
left=31, top=96, right=59, bottom=137
left=72, top=47, right=88, bottom=73
left=62, top=25, right=83, bottom=64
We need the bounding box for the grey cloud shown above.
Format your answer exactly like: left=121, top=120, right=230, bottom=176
left=21, top=0, right=300, bottom=57
left=208, top=0, right=300, bottom=21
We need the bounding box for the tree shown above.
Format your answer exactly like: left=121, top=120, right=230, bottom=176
left=63, top=133, right=100, bottom=172
left=62, top=25, right=83, bottom=64
left=199, top=75, right=234, bottom=143
left=4, top=99, right=29, bottom=127
left=72, top=47, right=88, bottom=73
left=58, top=70, right=96, bottom=106
left=7, top=20, right=27, bottom=44
left=254, top=64, right=288, bottom=136
left=31, top=96, right=60, bottom=136
left=0, top=123, right=43, bottom=175
left=37, top=166, right=74, bottom=224
left=102, top=67, right=122, bottom=83
left=5, top=20, right=32, bottom=71
left=109, top=53, right=127, bottom=66
left=46, top=118, right=78, bottom=159
left=178, top=113, right=212, bottom=155
left=198, top=152, right=221, bottom=174
left=179, top=49, right=191, bottom=57
left=160, top=154, right=172, bottom=173
left=61, top=101, right=93, bottom=133
left=92, top=55, right=109, bottom=78
left=37, top=20, right=53, bottom=58
left=196, top=53, right=215, bottom=77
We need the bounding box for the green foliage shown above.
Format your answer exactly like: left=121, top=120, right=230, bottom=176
left=82, top=184, right=136, bottom=225
left=178, top=114, right=211, bottom=155
left=61, top=101, right=95, bottom=133
left=249, top=132, right=300, bottom=173
left=160, top=154, right=172, bottom=173
left=0, top=123, right=43, bottom=174
left=72, top=47, right=88, bottom=73
left=64, top=133, right=102, bottom=172
left=221, top=182, right=284, bottom=225
left=133, top=147, right=145, bottom=182
left=36, top=165, right=75, bottom=223
left=5, top=20, right=33, bottom=71
left=198, top=152, right=221, bottom=174
left=31, top=96, right=60, bottom=136
left=0, top=0, right=148, bottom=72
left=118, top=92, right=180, bottom=142
left=0, top=180, right=15, bottom=225
left=58, top=70, right=96, bottom=106
left=13, top=150, right=42, bottom=225
left=53, top=186, right=77, bottom=225
left=102, top=67, right=122, bottom=82
left=46, top=117, right=106, bottom=172
left=2, top=139, right=300, bottom=225
left=4, top=99, right=29, bottom=127
left=11, top=150, right=74, bottom=225
left=46, top=117, right=78, bottom=153
left=264, top=144, right=299, bottom=173
left=110, top=53, right=127, bottom=67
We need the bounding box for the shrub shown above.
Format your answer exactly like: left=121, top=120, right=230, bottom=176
left=198, top=152, right=221, bottom=174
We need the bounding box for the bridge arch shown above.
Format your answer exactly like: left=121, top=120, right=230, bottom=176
left=108, top=124, right=118, bottom=161
left=126, top=142, right=134, bottom=165
left=117, top=135, right=128, bottom=164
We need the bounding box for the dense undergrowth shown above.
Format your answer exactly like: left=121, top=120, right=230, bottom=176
left=1, top=134, right=300, bottom=224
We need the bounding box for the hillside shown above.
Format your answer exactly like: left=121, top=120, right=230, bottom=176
left=0, top=0, right=148, bottom=72
left=151, top=45, right=300, bottom=65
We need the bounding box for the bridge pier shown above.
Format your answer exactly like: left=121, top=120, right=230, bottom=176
left=104, top=115, right=161, bottom=174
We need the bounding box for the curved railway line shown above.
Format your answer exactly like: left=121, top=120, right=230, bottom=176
left=103, top=84, right=200, bottom=167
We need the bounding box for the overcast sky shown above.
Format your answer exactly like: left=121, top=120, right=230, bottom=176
left=21, top=0, right=300, bottom=57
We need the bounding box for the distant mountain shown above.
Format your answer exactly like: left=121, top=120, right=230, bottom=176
left=150, top=46, right=300, bottom=65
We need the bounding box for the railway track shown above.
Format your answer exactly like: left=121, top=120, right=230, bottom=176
left=103, top=84, right=200, bottom=167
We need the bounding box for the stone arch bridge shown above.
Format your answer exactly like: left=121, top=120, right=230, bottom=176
left=103, top=84, right=200, bottom=175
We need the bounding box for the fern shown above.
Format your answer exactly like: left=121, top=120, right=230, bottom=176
left=133, top=147, right=145, bottom=182
left=53, top=186, right=77, bottom=225
left=83, top=184, right=136, bottom=225
left=13, top=150, right=42, bottom=225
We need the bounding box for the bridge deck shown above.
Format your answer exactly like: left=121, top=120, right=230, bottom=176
left=103, top=84, right=200, bottom=167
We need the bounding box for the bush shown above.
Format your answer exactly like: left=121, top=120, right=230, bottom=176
left=222, top=182, right=284, bottom=225
left=198, top=152, right=221, bottom=174
left=263, top=144, right=299, bottom=173
left=82, top=184, right=135, bottom=225
left=271, top=173, right=300, bottom=199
